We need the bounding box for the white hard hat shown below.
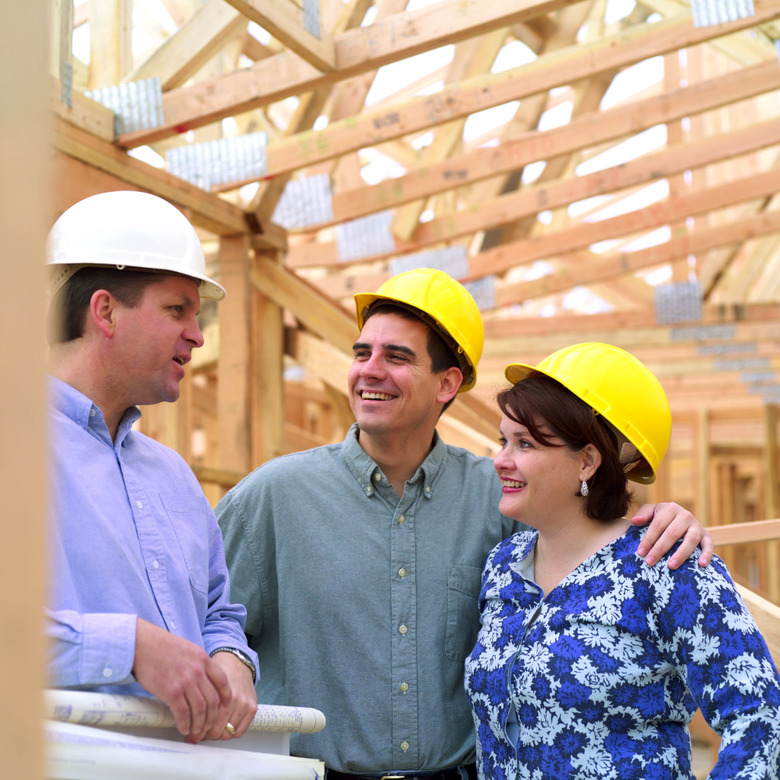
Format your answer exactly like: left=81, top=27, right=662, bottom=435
left=46, top=191, right=226, bottom=300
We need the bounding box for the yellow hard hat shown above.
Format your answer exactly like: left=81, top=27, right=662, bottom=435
left=354, top=268, right=484, bottom=393
left=504, top=342, right=671, bottom=484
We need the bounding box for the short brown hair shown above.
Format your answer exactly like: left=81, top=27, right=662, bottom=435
left=48, top=267, right=169, bottom=345
left=496, top=371, right=632, bottom=522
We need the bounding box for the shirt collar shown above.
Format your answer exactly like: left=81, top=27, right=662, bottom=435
left=341, top=423, right=448, bottom=498
left=48, top=375, right=141, bottom=448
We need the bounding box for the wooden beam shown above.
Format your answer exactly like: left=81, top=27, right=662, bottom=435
left=116, top=0, right=585, bottom=146
left=462, top=114, right=780, bottom=253
left=390, top=27, right=510, bottom=240
left=247, top=0, right=377, bottom=219
left=124, top=0, right=247, bottom=90
left=287, top=151, right=780, bottom=273
left=224, top=0, right=337, bottom=72
left=257, top=0, right=780, bottom=177
left=493, top=192, right=780, bottom=306
left=53, top=115, right=249, bottom=235
left=710, top=518, right=780, bottom=546
left=642, top=0, right=780, bottom=65
left=288, top=329, right=352, bottom=395
left=52, top=77, right=116, bottom=141
left=88, top=0, right=132, bottom=88
left=191, top=464, right=248, bottom=489
left=251, top=254, right=358, bottom=353
left=483, top=301, right=780, bottom=339
left=481, top=320, right=780, bottom=362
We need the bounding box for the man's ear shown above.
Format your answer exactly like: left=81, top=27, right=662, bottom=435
left=88, top=289, right=117, bottom=338
left=580, top=443, right=602, bottom=481
left=436, top=366, right=463, bottom=405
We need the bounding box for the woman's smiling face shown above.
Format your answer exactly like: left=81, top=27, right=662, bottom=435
left=493, top=413, right=587, bottom=526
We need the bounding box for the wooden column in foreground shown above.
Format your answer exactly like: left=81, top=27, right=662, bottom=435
left=0, top=1, right=49, bottom=777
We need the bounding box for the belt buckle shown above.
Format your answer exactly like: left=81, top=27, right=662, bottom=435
left=380, top=776, right=406, bottom=780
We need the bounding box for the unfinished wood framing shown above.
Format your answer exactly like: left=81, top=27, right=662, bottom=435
left=43, top=0, right=780, bottom=630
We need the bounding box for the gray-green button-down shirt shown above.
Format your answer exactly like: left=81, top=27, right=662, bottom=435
left=216, top=425, right=519, bottom=773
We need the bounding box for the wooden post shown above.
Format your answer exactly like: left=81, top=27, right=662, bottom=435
left=217, top=235, right=254, bottom=481
left=716, top=461, right=737, bottom=572
left=695, top=407, right=710, bottom=524
left=763, top=405, right=780, bottom=603
left=1, top=1, right=49, bottom=776
left=88, top=0, right=133, bottom=87
left=251, top=250, right=285, bottom=466
left=216, top=238, right=285, bottom=482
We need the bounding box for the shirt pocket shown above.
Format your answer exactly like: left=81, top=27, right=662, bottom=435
left=160, top=493, right=211, bottom=596
left=445, top=564, right=483, bottom=661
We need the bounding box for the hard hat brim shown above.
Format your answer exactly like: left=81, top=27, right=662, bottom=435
left=47, top=262, right=225, bottom=301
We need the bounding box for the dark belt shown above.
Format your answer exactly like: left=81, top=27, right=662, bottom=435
left=327, top=764, right=476, bottom=780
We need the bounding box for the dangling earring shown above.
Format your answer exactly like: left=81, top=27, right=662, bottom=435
left=580, top=480, right=589, bottom=497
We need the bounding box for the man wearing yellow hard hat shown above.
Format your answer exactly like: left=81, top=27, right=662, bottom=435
left=216, top=268, right=711, bottom=778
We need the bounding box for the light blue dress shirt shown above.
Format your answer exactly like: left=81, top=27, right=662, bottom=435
left=217, top=424, right=519, bottom=773
left=47, top=377, right=257, bottom=695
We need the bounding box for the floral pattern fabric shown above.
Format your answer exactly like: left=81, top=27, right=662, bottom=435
left=464, top=524, right=780, bottom=779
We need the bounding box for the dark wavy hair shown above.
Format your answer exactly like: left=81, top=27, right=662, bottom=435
left=496, top=371, right=632, bottom=522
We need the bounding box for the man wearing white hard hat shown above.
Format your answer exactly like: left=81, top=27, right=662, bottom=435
left=45, top=191, right=257, bottom=743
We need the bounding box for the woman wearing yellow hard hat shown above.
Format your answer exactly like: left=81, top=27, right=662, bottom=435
left=464, top=342, right=780, bottom=779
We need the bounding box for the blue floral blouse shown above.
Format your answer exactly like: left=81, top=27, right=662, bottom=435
left=464, top=524, right=780, bottom=779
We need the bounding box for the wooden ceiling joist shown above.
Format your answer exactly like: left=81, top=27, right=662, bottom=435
left=312, top=59, right=780, bottom=229
left=124, top=0, right=247, bottom=90
left=117, top=0, right=576, bottom=147
left=223, top=0, right=337, bottom=72
left=258, top=0, right=780, bottom=178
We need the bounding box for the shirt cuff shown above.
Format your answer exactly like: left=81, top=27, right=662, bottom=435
left=80, top=613, right=137, bottom=686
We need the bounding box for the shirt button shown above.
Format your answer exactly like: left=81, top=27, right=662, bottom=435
left=136, top=500, right=143, bottom=509
left=399, top=624, right=407, bottom=635
left=398, top=514, right=405, bottom=524
left=401, top=741, right=409, bottom=752
left=398, top=568, right=406, bottom=578
left=400, top=682, right=409, bottom=693
left=424, top=485, right=431, bottom=494
left=152, top=560, right=159, bottom=570
left=89, top=409, right=96, bottom=418
left=103, top=667, right=112, bottom=678
left=374, top=473, right=382, bottom=482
